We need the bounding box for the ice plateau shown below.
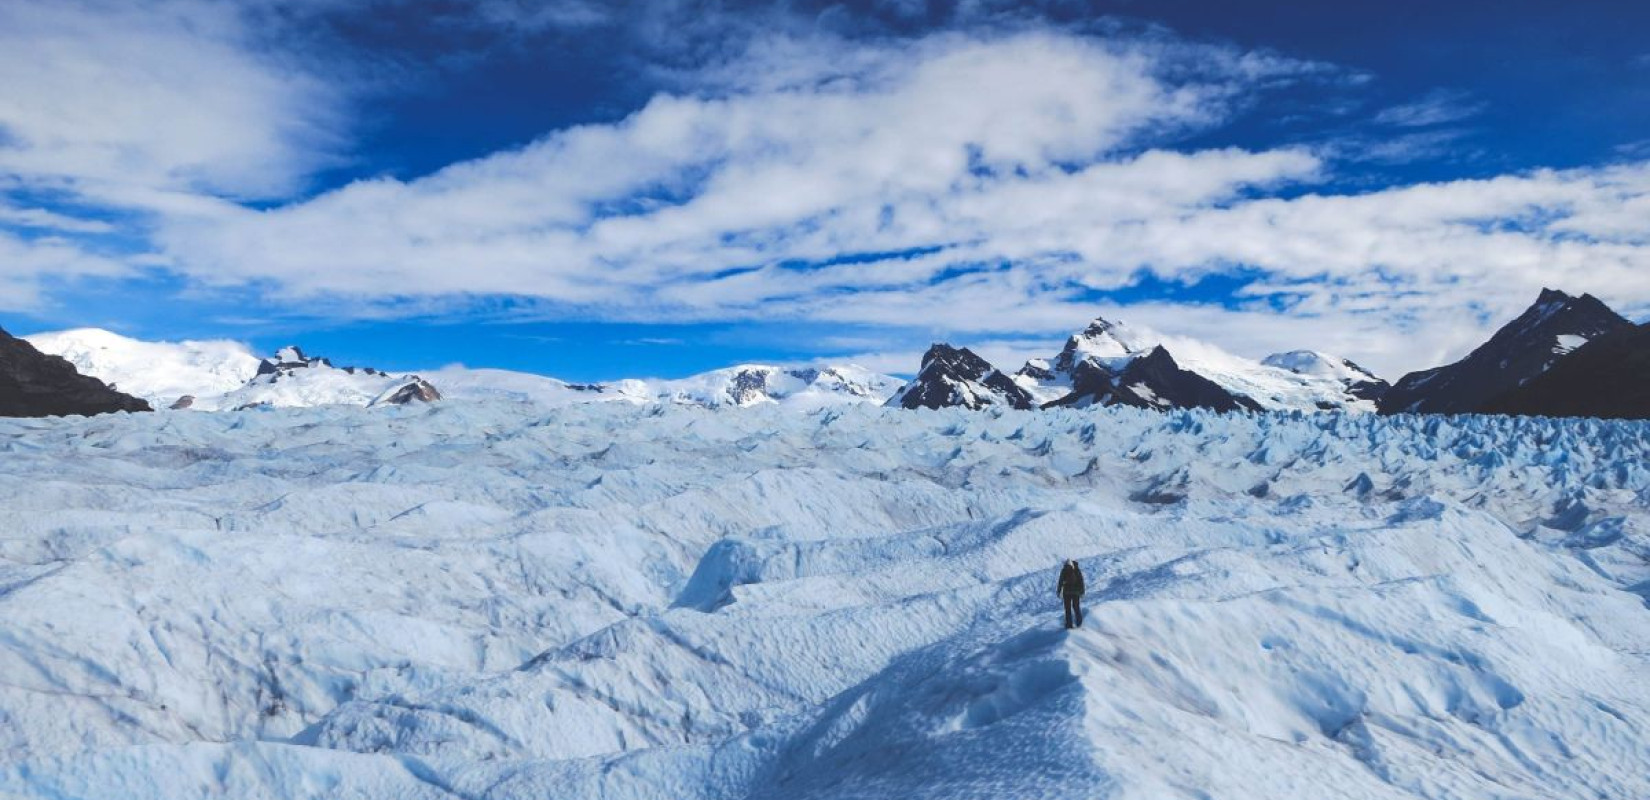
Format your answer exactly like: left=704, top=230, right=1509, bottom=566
left=1, top=401, right=1648, bottom=799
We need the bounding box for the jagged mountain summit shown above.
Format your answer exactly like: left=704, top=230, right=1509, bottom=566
left=1379, top=289, right=1633, bottom=415
left=0, top=326, right=151, bottom=418
left=1019, top=317, right=1385, bottom=412
left=185, top=345, right=441, bottom=410
left=1481, top=322, right=1650, bottom=419
left=898, top=316, right=1387, bottom=413
left=1014, top=318, right=1154, bottom=405
left=888, top=344, right=1035, bottom=410
left=1044, top=345, right=1263, bottom=412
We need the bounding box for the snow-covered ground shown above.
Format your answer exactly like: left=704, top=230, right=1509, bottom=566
left=1, top=402, right=1648, bottom=799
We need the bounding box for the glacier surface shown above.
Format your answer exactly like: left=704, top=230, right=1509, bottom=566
left=1, top=403, right=1648, bottom=799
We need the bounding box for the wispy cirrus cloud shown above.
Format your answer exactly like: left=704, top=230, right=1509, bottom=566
left=1372, top=88, right=1484, bottom=127
left=0, top=230, right=128, bottom=312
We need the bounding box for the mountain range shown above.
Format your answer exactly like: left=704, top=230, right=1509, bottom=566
left=889, top=288, right=1649, bottom=420
left=11, top=328, right=904, bottom=416
left=2, top=287, right=1646, bottom=419
left=891, top=317, right=1388, bottom=414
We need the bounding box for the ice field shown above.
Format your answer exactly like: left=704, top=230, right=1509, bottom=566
left=1, top=402, right=1648, bottom=798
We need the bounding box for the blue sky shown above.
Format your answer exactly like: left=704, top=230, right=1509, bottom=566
left=2, top=0, right=1648, bottom=380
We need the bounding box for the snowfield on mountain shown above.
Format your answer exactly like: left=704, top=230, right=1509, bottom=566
left=21, top=328, right=262, bottom=407
left=1, top=401, right=1648, bottom=799
left=1004, top=318, right=1387, bottom=413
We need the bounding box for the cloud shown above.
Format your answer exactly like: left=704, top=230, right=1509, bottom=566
left=8, top=8, right=1650, bottom=380
left=825, top=349, right=925, bottom=377
left=152, top=31, right=1304, bottom=300
left=0, top=0, right=350, bottom=308
left=1336, top=128, right=1474, bottom=164
left=0, top=230, right=130, bottom=312
left=0, top=0, right=345, bottom=201
left=1372, top=88, right=1484, bottom=128
left=0, top=203, right=115, bottom=235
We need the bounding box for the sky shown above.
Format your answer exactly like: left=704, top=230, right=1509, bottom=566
left=1, top=0, right=1648, bottom=381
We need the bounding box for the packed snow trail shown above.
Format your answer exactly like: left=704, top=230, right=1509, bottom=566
left=0, top=403, right=1648, bottom=798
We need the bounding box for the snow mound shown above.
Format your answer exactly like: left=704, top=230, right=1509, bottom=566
left=1, top=404, right=1648, bottom=799
left=1262, top=350, right=1380, bottom=383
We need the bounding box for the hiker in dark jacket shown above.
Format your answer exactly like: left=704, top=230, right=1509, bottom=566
left=1057, top=559, right=1085, bottom=629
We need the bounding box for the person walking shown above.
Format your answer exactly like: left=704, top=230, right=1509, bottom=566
left=1057, top=559, right=1085, bottom=629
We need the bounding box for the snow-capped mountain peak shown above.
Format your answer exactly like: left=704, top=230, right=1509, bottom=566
left=200, top=348, right=433, bottom=410
left=1262, top=350, right=1374, bottom=382
left=652, top=363, right=903, bottom=410
left=422, top=362, right=902, bottom=410
left=1, top=326, right=152, bottom=417
left=22, top=327, right=262, bottom=406
left=1262, top=350, right=1390, bottom=404
left=21, top=328, right=902, bottom=413
left=1049, top=315, right=1155, bottom=377
left=1013, top=317, right=1159, bottom=405
left=1379, top=288, right=1633, bottom=415
left=1005, top=317, right=1385, bottom=413
left=1056, top=317, right=1153, bottom=370
left=890, top=344, right=1034, bottom=410
left=266, top=345, right=321, bottom=369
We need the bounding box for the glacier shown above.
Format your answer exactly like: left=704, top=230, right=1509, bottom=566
left=1, top=402, right=1648, bottom=799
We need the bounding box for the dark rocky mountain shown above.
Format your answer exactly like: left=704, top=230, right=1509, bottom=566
left=1480, top=323, right=1650, bottom=420
left=374, top=378, right=444, bottom=406
left=1379, top=289, right=1633, bottom=415
left=0, top=326, right=151, bottom=417
left=1046, top=345, right=1263, bottom=413
left=1013, top=317, right=1149, bottom=402
left=1014, top=317, right=1382, bottom=412
left=888, top=344, right=1035, bottom=410
left=256, top=345, right=387, bottom=379
left=1346, top=373, right=1392, bottom=404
